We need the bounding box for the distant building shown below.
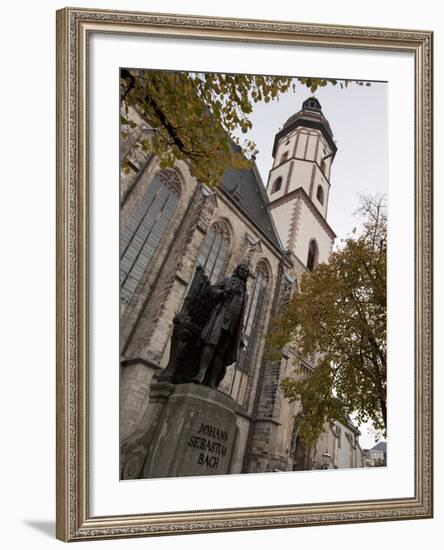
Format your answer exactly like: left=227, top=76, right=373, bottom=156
left=309, top=418, right=366, bottom=470
left=119, top=91, right=366, bottom=474
left=364, top=441, right=387, bottom=467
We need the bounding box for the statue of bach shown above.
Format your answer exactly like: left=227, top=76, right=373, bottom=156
left=192, top=263, right=250, bottom=388
left=158, top=262, right=250, bottom=390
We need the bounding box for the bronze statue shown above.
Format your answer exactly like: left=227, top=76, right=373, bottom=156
left=158, top=263, right=249, bottom=389
left=157, top=265, right=211, bottom=384
left=192, top=263, right=249, bottom=388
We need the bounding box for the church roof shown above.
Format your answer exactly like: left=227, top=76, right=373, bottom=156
left=220, top=163, right=283, bottom=252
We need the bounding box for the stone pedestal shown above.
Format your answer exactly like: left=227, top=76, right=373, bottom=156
left=121, top=382, right=238, bottom=479
left=143, top=383, right=238, bottom=478
left=120, top=381, right=175, bottom=480
left=120, top=359, right=162, bottom=441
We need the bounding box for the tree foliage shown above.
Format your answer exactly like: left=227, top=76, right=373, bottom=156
left=268, top=196, right=387, bottom=444
left=120, top=69, right=370, bottom=186
left=120, top=69, right=294, bottom=186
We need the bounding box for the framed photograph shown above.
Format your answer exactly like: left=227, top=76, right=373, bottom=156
left=56, top=7, right=433, bottom=541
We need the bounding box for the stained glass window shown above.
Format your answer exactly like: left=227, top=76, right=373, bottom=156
left=196, top=221, right=230, bottom=284
left=237, top=262, right=269, bottom=373
left=120, top=170, right=180, bottom=304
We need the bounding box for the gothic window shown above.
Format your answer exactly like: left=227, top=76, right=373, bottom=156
left=271, top=176, right=283, bottom=194
left=307, top=239, right=319, bottom=271
left=316, top=185, right=324, bottom=205
left=120, top=170, right=181, bottom=304
left=237, top=261, right=270, bottom=373
left=197, top=220, right=230, bottom=284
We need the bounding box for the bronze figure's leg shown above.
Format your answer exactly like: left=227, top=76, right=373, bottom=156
left=192, top=344, right=215, bottom=384
left=204, top=354, right=224, bottom=389
left=204, top=332, right=231, bottom=389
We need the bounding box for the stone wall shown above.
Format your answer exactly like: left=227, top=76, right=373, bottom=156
left=245, top=260, right=300, bottom=473
left=119, top=152, right=285, bottom=446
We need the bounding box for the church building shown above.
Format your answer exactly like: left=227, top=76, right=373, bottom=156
left=119, top=93, right=365, bottom=474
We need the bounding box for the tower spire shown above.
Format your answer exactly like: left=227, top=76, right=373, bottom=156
left=302, top=96, right=322, bottom=112
left=266, top=97, right=336, bottom=269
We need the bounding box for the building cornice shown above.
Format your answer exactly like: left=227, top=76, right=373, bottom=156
left=269, top=156, right=332, bottom=189
left=120, top=357, right=162, bottom=370
left=273, top=116, right=337, bottom=159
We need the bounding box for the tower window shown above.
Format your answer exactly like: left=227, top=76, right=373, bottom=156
left=271, top=176, right=283, bottom=194
left=307, top=239, right=319, bottom=271
left=320, top=158, right=326, bottom=174
left=281, top=152, right=289, bottom=164
left=316, top=185, right=324, bottom=205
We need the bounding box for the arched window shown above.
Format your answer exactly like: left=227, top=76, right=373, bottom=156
left=237, top=261, right=270, bottom=373
left=197, top=220, right=230, bottom=283
left=281, top=151, right=289, bottom=164
left=320, top=158, right=326, bottom=175
left=271, top=176, right=283, bottom=194
left=120, top=170, right=181, bottom=304
left=307, top=239, right=319, bottom=271
left=316, top=185, right=324, bottom=205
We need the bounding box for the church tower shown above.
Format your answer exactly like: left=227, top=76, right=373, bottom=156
left=266, top=97, right=336, bottom=269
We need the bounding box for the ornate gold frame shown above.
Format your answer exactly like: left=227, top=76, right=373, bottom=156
left=56, top=7, right=433, bottom=541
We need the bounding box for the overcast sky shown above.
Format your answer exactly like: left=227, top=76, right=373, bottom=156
left=236, top=78, right=387, bottom=449
left=238, top=78, right=387, bottom=247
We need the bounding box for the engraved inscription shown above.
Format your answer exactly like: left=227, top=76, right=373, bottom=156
left=188, top=423, right=230, bottom=470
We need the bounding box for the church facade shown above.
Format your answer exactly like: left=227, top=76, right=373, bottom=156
left=119, top=94, right=365, bottom=474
